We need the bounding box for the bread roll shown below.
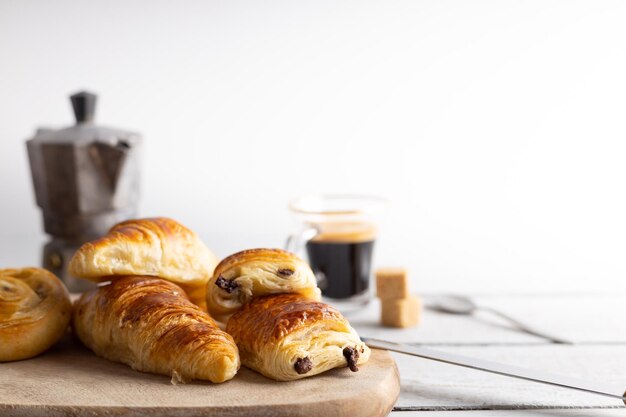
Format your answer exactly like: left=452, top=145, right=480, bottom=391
left=0, top=268, right=71, bottom=362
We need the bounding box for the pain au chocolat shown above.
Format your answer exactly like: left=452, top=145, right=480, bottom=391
left=69, top=217, right=218, bottom=310
left=208, top=248, right=370, bottom=381
left=227, top=293, right=370, bottom=381
left=0, top=268, right=71, bottom=362
left=73, top=276, right=240, bottom=383
left=206, top=248, right=320, bottom=323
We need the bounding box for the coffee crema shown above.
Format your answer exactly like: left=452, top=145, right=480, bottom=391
left=310, top=222, right=377, bottom=243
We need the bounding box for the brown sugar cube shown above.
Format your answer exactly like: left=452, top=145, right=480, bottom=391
left=376, top=267, right=409, bottom=300
left=381, top=296, right=421, bottom=328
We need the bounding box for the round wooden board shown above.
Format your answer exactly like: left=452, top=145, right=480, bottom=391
left=0, top=335, right=399, bottom=417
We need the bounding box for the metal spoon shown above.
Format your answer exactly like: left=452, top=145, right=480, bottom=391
left=428, top=295, right=573, bottom=344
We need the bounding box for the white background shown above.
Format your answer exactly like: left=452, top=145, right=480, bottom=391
left=1, top=0, right=626, bottom=294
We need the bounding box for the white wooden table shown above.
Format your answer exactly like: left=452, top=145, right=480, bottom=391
left=349, top=294, right=626, bottom=416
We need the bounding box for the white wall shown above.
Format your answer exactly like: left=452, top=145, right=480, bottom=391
left=1, top=0, right=626, bottom=294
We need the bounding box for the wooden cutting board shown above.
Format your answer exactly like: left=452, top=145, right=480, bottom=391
left=0, top=335, right=400, bottom=417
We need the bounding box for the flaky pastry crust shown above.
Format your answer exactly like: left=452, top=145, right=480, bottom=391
left=73, top=276, right=240, bottom=383
left=69, top=217, right=218, bottom=310
left=227, top=293, right=370, bottom=381
left=206, top=249, right=320, bottom=323
left=0, top=268, right=71, bottom=362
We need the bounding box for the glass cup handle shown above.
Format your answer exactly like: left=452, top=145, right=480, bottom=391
left=285, top=227, right=319, bottom=254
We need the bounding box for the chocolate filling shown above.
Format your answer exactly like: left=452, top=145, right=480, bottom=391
left=215, top=275, right=238, bottom=293
left=343, top=346, right=360, bottom=372
left=294, top=356, right=313, bottom=374
left=277, top=268, right=294, bottom=277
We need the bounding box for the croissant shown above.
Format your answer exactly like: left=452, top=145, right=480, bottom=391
left=69, top=217, right=218, bottom=310
left=226, top=293, right=370, bottom=381
left=73, top=276, right=240, bottom=383
left=0, top=268, right=71, bottom=362
left=206, top=249, right=320, bottom=323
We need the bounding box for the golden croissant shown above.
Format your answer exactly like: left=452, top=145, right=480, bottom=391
left=73, top=276, right=240, bottom=383
left=69, top=217, right=218, bottom=310
left=206, top=248, right=320, bottom=323
left=227, top=293, right=370, bottom=381
left=0, top=268, right=71, bottom=362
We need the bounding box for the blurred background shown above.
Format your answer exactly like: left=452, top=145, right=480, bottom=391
left=1, top=0, right=626, bottom=294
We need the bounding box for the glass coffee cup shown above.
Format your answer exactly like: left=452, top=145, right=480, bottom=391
left=286, top=194, right=387, bottom=312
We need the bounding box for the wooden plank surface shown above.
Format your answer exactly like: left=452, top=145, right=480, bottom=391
left=391, top=345, right=626, bottom=410
left=466, top=294, right=626, bottom=344
left=349, top=294, right=626, bottom=414
left=350, top=295, right=626, bottom=344
left=391, top=410, right=626, bottom=416
left=0, top=336, right=400, bottom=417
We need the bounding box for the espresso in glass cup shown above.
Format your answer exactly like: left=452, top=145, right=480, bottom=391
left=287, top=195, right=386, bottom=312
